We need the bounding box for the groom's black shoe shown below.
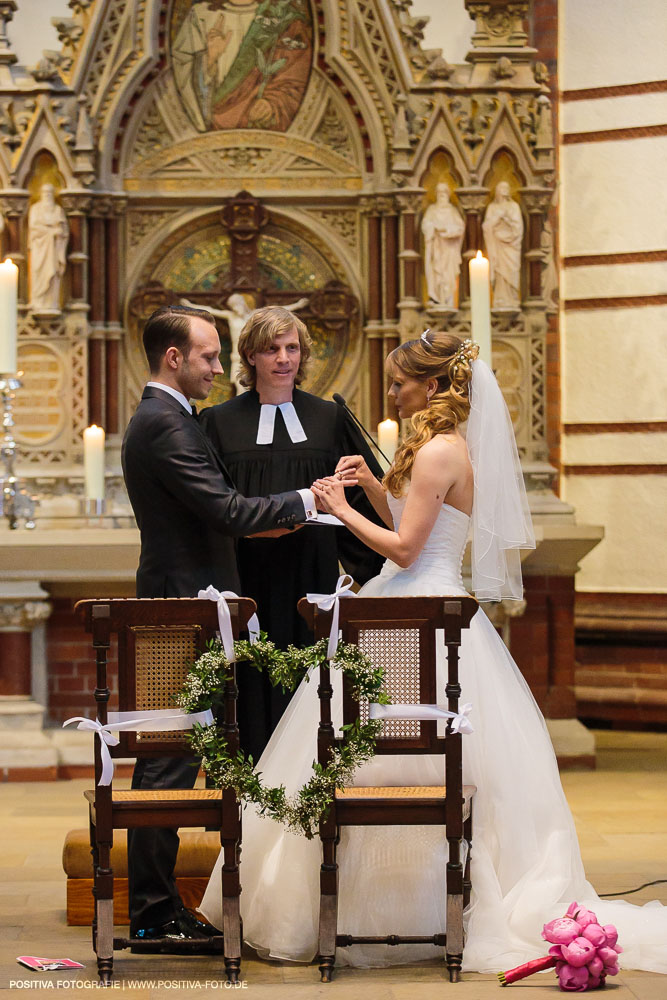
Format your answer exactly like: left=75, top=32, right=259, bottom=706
left=179, top=909, right=221, bottom=938
left=130, top=911, right=222, bottom=953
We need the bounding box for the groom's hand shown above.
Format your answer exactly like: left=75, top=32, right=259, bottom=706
left=335, top=455, right=370, bottom=487
left=311, top=472, right=356, bottom=512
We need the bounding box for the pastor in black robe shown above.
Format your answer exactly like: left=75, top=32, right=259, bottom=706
left=200, top=388, right=384, bottom=759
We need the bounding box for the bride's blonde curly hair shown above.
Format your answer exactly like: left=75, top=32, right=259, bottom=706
left=383, top=332, right=479, bottom=498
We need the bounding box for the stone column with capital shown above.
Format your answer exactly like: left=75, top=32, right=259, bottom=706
left=104, top=198, right=126, bottom=436
left=0, top=190, right=28, bottom=303
left=360, top=196, right=384, bottom=431
left=60, top=192, right=91, bottom=309
left=0, top=581, right=55, bottom=779
left=521, top=187, right=553, bottom=303
left=456, top=185, right=488, bottom=305
left=380, top=195, right=399, bottom=420
left=395, top=188, right=424, bottom=343
left=87, top=201, right=108, bottom=428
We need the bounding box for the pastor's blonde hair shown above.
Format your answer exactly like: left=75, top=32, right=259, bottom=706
left=383, top=332, right=477, bottom=498
left=237, top=306, right=312, bottom=389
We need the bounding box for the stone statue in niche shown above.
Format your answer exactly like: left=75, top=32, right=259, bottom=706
left=181, top=293, right=307, bottom=395
left=482, top=181, right=524, bottom=309
left=171, top=0, right=313, bottom=132
left=421, top=183, right=465, bottom=308
left=28, top=184, right=69, bottom=313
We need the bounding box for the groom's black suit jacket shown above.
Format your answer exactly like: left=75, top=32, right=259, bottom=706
left=121, top=385, right=307, bottom=931
left=121, top=385, right=305, bottom=598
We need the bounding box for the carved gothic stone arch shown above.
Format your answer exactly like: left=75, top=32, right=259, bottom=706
left=104, top=0, right=380, bottom=189
left=123, top=192, right=363, bottom=419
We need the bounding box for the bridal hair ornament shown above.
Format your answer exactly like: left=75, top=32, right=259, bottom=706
left=420, top=327, right=431, bottom=344
left=453, top=338, right=479, bottom=376
left=466, top=359, right=535, bottom=601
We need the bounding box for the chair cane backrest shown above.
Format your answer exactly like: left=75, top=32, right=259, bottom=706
left=75, top=597, right=257, bottom=759
left=299, top=595, right=478, bottom=755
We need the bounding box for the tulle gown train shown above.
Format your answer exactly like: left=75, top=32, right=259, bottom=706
left=200, top=497, right=667, bottom=973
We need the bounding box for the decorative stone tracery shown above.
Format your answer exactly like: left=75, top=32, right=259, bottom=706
left=0, top=0, right=560, bottom=485
left=0, top=1, right=601, bottom=768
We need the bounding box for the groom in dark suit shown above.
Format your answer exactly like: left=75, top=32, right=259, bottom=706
left=121, top=304, right=315, bottom=943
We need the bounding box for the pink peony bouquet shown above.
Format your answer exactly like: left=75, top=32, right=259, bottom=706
left=498, top=902, right=622, bottom=991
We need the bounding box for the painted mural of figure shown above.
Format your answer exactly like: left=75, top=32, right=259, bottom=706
left=181, top=293, right=307, bottom=394
left=482, top=181, right=524, bottom=309
left=172, top=0, right=312, bottom=133
left=421, top=183, right=465, bottom=308
left=28, top=184, right=68, bottom=313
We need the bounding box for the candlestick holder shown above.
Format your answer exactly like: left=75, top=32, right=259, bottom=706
left=79, top=498, right=106, bottom=519
left=0, top=373, right=36, bottom=529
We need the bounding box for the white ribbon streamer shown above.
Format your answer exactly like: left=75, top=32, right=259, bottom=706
left=198, top=586, right=260, bottom=662
left=256, top=402, right=307, bottom=445
left=62, top=708, right=215, bottom=785
left=369, top=701, right=474, bottom=735
left=306, top=573, right=356, bottom=659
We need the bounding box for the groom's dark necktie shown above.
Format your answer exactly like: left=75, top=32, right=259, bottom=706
left=191, top=405, right=200, bottom=422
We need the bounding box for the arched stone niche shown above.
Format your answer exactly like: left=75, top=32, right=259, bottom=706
left=123, top=197, right=367, bottom=419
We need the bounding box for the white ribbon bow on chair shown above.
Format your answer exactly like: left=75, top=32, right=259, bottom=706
left=198, top=586, right=260, bottom=662
left=369, top=701, right=474, bottom=735
left=62, top=708, right=215, bottom=785
left=306, top=573, right=356, bottom=659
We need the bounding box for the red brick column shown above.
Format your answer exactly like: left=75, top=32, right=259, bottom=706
left=0, top=632, right=31, bottom=696
left=0, top=594, right=51, bottom=699
left=0, top=587, right=54, bottom=780
left=508, top=574, right=577, bottom=719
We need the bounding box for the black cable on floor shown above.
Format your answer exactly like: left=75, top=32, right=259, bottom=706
left=599, top=879, right=667, bottom=897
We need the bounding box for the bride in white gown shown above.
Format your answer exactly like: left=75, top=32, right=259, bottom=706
left=200, top=332, right=667, bottom=974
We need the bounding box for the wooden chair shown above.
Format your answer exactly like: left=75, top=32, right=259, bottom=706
left=75, top=596, right=256, bottom=986
left=298, top=594, right=478, bottom=983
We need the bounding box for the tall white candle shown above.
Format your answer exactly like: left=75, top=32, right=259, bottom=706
left=378, top=418, right=399, bottom=464
left=83, top=424, right=105, bottom=500
left=0, top=258, right=18, bottom=374
left=469, top=250, right=492, bottom=367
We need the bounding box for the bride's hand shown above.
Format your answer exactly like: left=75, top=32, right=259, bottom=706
left=335, top=454, right=375, bottom=489
left=312, top=476, right=351, bottom=517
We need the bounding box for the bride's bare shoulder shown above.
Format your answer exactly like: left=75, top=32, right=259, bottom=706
left=417, top=433, right=466, bottom=462
left=414, top=433, right=471, bottom=480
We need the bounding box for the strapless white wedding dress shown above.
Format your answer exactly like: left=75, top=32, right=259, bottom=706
left=200, top=496, right=667, bottom=973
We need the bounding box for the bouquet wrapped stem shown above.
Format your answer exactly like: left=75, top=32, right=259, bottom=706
left=498, top=955, right=557, bottom=985
left=498, top=903, right=621, bottom=991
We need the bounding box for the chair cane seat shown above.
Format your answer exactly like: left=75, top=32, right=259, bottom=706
left=84, top=789, right=223, bottom=803
left=336, top=784, right=476, bottom=799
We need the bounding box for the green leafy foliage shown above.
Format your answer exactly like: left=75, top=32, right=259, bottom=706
left=177, top=633, right=388, bottom=838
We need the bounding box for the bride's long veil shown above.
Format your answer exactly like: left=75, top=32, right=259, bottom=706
left=466, top=359, right=535, bottom=600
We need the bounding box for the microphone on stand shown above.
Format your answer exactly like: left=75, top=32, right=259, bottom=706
left=332, top=393, right=391, bottom=465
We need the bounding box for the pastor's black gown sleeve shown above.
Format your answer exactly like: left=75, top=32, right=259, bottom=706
left=200, top=388, right=385, bottom=760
